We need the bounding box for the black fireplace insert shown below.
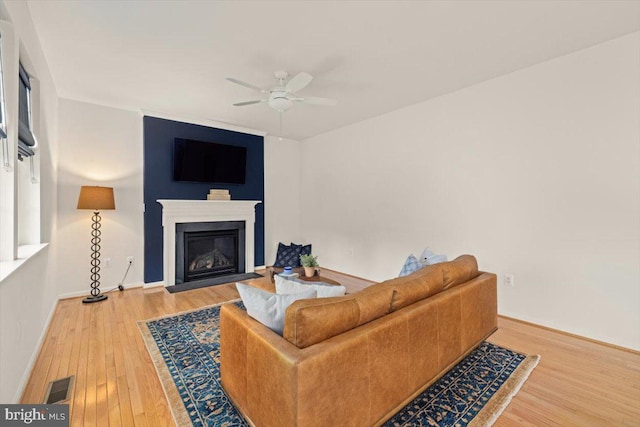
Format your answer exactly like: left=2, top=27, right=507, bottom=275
left=175, top=221, right=246, bottom=285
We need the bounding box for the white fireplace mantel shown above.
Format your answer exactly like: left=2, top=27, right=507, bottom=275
left=157, top=199, right=261, bottom=287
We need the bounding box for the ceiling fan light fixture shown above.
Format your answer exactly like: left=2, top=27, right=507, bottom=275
left=269, top=97, right=293, bottom=112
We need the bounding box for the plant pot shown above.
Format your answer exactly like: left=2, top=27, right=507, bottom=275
left=303, top=266, right=316, bottom=277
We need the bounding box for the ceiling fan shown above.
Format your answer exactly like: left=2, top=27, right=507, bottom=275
left=226, top=70, right=337, bottom=113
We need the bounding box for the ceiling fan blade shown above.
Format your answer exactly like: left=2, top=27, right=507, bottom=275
left=295, top=96, right=337, bottom=106
left=226, top=77, right=266, bottom=93
left=233, top=99, right=266, bottom=106
left=285, top=72, right=313, bottom=93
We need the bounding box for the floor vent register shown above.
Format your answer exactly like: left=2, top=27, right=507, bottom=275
left=44, top=376, right=74, bottom=404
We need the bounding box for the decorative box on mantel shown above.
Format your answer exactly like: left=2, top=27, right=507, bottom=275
left=157, top=199, right=261, bottom=287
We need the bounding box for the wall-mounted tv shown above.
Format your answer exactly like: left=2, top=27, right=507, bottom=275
left=173, top=138, right=247, bottom=184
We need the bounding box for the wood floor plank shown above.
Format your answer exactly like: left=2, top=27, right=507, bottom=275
left=20, top=303, right=63, bottom=403
left=94, top=303, right=109, bottom=427
left=20, top=270, right=640, bottom=426
left=84, top=306, right=98, bottom=427
left=69, top=304, right=91, bottom=426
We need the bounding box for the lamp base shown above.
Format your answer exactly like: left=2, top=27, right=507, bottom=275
left=82, top=294, right=108, bottom=304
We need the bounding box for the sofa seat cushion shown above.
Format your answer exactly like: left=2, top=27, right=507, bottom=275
left=284, top=284, right=394, bottom=349
left=441, top=255, right=479, bottom=289
left=383, top=265, right=444, bottom=312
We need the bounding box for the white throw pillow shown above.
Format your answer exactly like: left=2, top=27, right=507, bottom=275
left=419, top=248, right=435, bottom=264
left=235, top=282, right=317, bottom=335
left=274, top=274, right=347, bottom=298
left=419, top=247, right=448, bottom=265
left=424, top=254, right=448, bottom=265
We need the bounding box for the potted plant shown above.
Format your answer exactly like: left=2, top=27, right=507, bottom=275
left=299, top=254, right=319, bottom=278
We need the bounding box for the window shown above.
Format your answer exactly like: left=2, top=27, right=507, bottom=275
left=16, top=62, right=40, bottom=246
left=0, top=22, right=45, bottom=278
left=0, top=32, right=8, bottom=171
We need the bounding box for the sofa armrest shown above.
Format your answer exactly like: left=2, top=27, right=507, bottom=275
left=220, top=303, right=302, bottom=427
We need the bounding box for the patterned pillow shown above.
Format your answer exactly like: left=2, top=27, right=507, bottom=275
left=299, top=244, right=312, bottom=257
left=274, top=243, right=302, bottom=267
left=292, top=243, right=312, bottom=267
left=399, top=254, right=424, bottom=277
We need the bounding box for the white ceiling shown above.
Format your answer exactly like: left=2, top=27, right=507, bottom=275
left=26, top=0, right=640, bottom=141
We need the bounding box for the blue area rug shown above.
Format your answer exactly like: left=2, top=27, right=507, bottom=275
left=139, top=301, right=538, bottom=427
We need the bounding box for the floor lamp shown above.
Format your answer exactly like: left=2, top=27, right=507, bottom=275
left=77, top=185, right=115, bottom=304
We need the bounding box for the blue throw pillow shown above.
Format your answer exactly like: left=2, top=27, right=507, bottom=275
left=273, top=243, right=302, bottom=267
left=292, top=243, right=312, bottom=266
left=299, top=244, right=312, bottom=258
left=399, top=254, right=424, bottom=277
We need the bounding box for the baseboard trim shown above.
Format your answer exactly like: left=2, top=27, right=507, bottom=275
left=498, top=314, right=640, bottom=355
left=58, top=282, right=145, bottom=300
left=15, top=300, right=58, bottom=403
left=143, top=281, right=165, bottom=289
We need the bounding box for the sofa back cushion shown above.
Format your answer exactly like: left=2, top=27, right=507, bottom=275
left=282, top=256, right=479, bottom=348
left=441, top=255, right=479, bottom=289
left=284, top=284, right=394, bottom=348
left=352, top=283, right=395, bottom=325
left=383, top=265, right=444, bottom=312
left=383, top=255, right=479, bottom=311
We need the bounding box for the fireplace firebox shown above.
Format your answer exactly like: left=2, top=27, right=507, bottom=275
left=175, top=221, right=246, bottom=285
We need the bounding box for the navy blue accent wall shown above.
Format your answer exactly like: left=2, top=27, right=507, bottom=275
left=143, top=116, right=264, bottom=283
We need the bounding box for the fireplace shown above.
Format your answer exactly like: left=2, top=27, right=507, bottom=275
left=175, top=221, right=246, bottom=285
left=157, top=199, right=260, bottom=287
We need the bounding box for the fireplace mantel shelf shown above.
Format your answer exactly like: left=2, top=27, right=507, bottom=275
left=157, top=199, right=261, bottom=221
left=157, top=199, right=261, bottom=287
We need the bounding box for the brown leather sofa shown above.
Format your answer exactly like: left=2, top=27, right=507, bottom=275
left=220, top=255, right=497, bottom=426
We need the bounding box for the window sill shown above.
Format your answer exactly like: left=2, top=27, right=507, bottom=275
left=0, top=243, right=49, bottom=283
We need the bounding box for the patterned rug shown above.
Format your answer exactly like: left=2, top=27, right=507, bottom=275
left=138, top=301, right=539, bottom=427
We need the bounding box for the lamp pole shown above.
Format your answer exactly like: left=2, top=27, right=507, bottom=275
left=83, top=209, right=107, bottom=303
left=77, top=185, right=115, bottom=304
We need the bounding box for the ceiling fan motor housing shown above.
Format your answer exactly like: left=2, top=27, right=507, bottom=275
left=269, top=91, right=293, bottom=112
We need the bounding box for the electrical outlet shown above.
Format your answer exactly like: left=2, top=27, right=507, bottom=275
left=505, top=274, right=515, bottom=287
left=127, top=256, right=134, bottom=264
left=104, top=258, right=111, bottom=268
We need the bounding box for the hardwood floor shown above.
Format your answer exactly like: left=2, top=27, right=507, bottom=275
left=21, top=270, right=640, bottom=426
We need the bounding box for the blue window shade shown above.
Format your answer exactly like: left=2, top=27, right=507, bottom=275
left=0, top=34, right=6, bottom=140
left=18, top=62, right=35, bottom=160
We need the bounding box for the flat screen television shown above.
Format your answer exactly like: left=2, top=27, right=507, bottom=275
left=173, top=138, right=247, bottom=184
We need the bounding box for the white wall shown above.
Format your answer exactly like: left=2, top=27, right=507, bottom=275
left=264, top=136, right=302, bottom=264
left=0, top=0, right=59, bottom=402
left=56, top=104, right=299, bottom=290
left=300, top=33, right=640, bottom=350
left=56, top=99, right=144, bottom=296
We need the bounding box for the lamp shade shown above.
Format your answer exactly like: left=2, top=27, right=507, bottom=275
left=77, top=186, right=115, bottom=210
